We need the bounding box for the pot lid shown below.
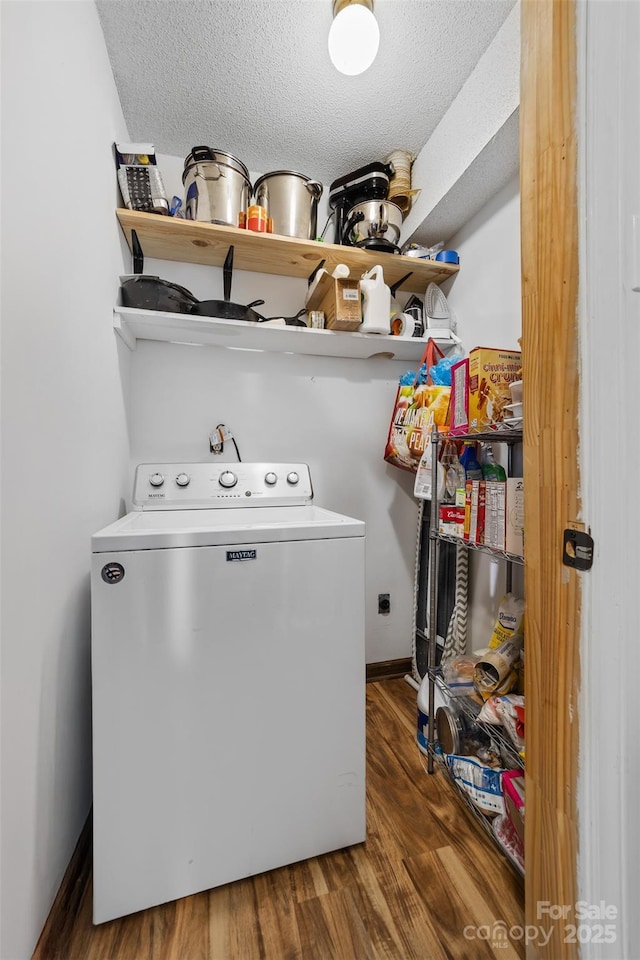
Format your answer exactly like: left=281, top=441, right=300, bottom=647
left=182, top=147, right=250, bottom=184
left=253, top=169, right=317, bottom=188
left=436, top=706, right=461, bottom=755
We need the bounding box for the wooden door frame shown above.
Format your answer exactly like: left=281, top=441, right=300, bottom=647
left=520, top=1, right=580, bottom=956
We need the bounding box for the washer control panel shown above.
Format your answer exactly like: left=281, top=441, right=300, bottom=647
left=133, top=462, right=313, bottom=510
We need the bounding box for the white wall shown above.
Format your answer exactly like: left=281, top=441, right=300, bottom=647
left=441, top=175, right=523, bottom=652
left=0, top=4, right=131, bottom=958
left=442, top=175, right=521, bottom=353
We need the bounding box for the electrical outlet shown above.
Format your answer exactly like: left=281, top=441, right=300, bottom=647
left=378, top=593, right=390, bottom=615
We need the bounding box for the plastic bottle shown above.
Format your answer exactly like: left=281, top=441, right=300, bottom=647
left=459, top=441, right=483, bottom=480
left=416, top=673, right=444, bottom=756
left=481, top=444, right=507, bottom=482
left=416, top=673, right=432, bottom=755
left=360, top=265, right=391, bottom=335
left=444, top=449, right=466, bottom=504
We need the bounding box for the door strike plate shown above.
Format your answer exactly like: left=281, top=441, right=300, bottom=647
left=562, top=529, right=594, bottom=571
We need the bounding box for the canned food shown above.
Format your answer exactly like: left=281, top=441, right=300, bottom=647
left=247, top=204, right=268, bottom=233
left=308, top=311, right=325, bottom=329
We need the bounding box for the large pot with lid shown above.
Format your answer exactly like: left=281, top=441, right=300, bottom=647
left=253, top=170, right=323, bottom=240
left=182, top=146, right=251, bottom=226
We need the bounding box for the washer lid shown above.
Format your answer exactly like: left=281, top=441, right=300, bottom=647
left=92, top=504, right=365, bottom=553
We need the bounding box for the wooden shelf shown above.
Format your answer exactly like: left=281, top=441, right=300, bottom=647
left=116, top=210, right=459, bottom=293
left=113, top=306, right=461, bottom=360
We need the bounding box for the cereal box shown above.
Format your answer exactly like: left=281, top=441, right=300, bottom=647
left=506, top=478, right=525, bottom=557
left=484, top=481, right=506, bottom=551
left=468, top=347, right=521, bottom=430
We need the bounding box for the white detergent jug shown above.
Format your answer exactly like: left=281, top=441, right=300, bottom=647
left=360, top=265, right=391, bottom=335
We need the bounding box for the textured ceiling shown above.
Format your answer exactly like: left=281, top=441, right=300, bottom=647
left=97, top=0, right=516, bottom=186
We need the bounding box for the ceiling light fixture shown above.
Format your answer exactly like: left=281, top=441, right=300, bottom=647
left=328, top=0, right=380, bottom=76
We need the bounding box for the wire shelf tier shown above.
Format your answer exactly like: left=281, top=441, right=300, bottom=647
left=433, top=426, right=523, bottom=445
left=427, top=745, right=525, bottom=879
left=431, top=531, right=524, bottom=564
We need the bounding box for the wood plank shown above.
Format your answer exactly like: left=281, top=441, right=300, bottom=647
left=252, top=869, right=304, bottom=960
left=115, top=209, right=459, bottom=292
left=211, top=880, right=264, bottom=960
left=403, top=848, right=516, bottom=960
left=520, top=0, right=580, bottom=956
left=371, top=674, right=418, bottom=734
left=32, top=679, right=523, bottom=960
left=437, top=846, right=522, bottom=959
left=295, top=886, right=375, bottom=960
left=343, top=848, right=453, bottom=960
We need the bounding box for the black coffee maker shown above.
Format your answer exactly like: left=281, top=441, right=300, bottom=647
left=328, top=161, right=395, bottom=250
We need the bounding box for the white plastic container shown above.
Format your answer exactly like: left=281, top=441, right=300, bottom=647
left=360, top=265, right=391, bottom=335
left=416, top=672, right=446, bottom=755
left=509, top=379, right=523, bottom=404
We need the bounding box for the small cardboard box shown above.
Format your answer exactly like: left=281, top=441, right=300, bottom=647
left=468, top=347, right=521, bottom=430
left=449, top=358, right=470, bottom=435
left=438, top=505, right=465, bottom=538
left=506, top=478, right=524, bottom=557
left=305, top=273, right=361, bottom=331
left=484, top=481, right=506, bottom=551
left=502, top=770, right=525, bottom=844
left=464, top=480, right=486, bottom=544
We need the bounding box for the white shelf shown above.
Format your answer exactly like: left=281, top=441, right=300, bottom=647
left=113, top=307, right=459, bottom=361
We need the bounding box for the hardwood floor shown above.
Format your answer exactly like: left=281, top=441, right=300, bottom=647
left=33, top=679, right=524, bottom=960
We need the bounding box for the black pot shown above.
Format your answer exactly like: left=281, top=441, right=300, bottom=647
left=121, top=228, right=199, bottom=314
left=120, top=275, right=199, bottom=314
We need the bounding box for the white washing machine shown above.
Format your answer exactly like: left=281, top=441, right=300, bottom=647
left=91, top=462, right=365, bottom=924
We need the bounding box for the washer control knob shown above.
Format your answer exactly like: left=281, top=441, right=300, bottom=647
left=264, top=472, right=278, bottom=486
left=219, top=470, right=238, bottom=489
left=286, top=471, right=300, bottom=485
left=175, top=473, right=190, bottom=487
left=149, top=472, right=165, bottom=487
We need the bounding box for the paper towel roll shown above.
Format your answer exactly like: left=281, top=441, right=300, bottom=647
left=391, top=313, right=416, bottom=338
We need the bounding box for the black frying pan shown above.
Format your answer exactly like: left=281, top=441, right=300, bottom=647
left=189, top=246, right=266, bottom=321
left=120, top=230, right=199, bottom=314
left=190, top=298, right=266, bottom=321
left=257, top=309, right=308, bottom=327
